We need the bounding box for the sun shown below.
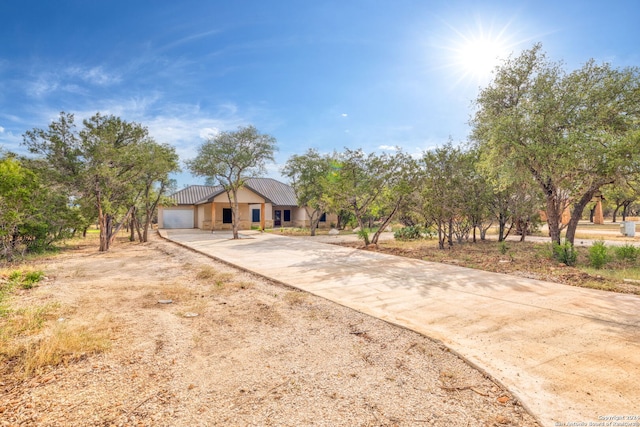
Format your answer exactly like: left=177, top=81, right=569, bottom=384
left=437, top=19, right=522, bottom=87
left=453, top=35, right=509, bottom=81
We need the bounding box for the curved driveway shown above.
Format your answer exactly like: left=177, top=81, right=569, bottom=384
left=161, top=229, right=640, bottom=427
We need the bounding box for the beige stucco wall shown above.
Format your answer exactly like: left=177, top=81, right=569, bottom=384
left=196, top=205, right=205, bottom=229
left=212, top=187, right=265, bottom=204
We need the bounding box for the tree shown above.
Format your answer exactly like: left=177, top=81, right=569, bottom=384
left=187, top=125, right=277, bottom=239
left=281, top=149, right=334, bottom=236
left=328, top=149, right=401, bottom=246
left=0, top=156, right=40, bottom=259
left=135, top=141, right=180, bottom=242
left=368, top=151, right=419, bottom=245
left=602, top=179, right=640, bottom=222
left=24, top=112, right=176, bottom=252
left=472, top=44, right=640, bottom=245
left=419, top=143, right=469, bottom=249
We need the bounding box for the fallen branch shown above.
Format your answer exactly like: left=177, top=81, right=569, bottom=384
left=440, top=385, right=488, bottom=397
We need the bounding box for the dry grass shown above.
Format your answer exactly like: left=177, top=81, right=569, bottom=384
left=1, top=300, right=111, bottom=377
left=21, top=321, right=112, bottom=376
left=283, top=290, right=309, bottom=305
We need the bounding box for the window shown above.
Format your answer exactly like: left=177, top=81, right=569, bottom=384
left=283, top=210, right=291, bottom=222
left=252, top=208, right=260, bottom=222
left=319, top=213, right=326, bottom=222
left=223, top=208, right=232, bottom=224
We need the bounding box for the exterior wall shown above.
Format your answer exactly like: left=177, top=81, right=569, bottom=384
left=210, top=202, right=255, bottom=230
left=270, top=206, right=337, bottom=229
left=212, top=187, right=265, bottom=204
left=196, top=205, right=205, bottom=229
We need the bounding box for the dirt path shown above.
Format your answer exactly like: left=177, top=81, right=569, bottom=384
left=1, top=234, right=539, bottom=426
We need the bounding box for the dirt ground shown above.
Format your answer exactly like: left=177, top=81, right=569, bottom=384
left=0, top=234, right=539, bottom=426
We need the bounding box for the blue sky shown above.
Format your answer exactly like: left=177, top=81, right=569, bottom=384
left=1, top=0, right=639, bottom=187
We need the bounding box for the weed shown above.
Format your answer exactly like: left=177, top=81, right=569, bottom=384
left=21, top=323, right=111, bottom=376
left=553, top=240, right=578, bottom=266
left=6, top=269, right=45, bottom=289
left=498, top=241, right=509, bottom=255
left=283, top=291, right=308, bottom=305
left=195, top=266, right=217, bottom=280
left=394, top=226, right=423, bottom=241
left=356, top=228, right=370, bottom=242
left=614, top=244, right=638, bottom=262
left=588, top=241, right=610, bottom=269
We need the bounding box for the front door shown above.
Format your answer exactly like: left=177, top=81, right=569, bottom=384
left=274, top=210, right=281, bottom=226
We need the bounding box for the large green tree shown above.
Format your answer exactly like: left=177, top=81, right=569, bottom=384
left=419, top=143, right=470, bottom=249
left=281, top=149, right=334, bottom=236
left=472, top=44, right=640, bottom=245
left=187, top=125, right=277, bottom=239
left=24, top=112, right=178, bottom=251
left=328, top=149, right=403, bottom=246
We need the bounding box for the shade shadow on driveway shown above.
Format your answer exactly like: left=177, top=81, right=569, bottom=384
left=161, top=229, right=640, bottom=427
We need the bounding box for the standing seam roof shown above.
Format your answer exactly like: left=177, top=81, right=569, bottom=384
left=167, top=178, right=298, bottom=207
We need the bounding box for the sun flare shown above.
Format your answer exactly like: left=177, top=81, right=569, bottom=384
left=437, top=19, right=522, bottom=87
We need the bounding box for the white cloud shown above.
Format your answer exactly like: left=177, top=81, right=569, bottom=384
left=199, top=127, right=220, bottom=139
left=66, top=66, right=121, bottom=86
left=341, top=113, right=348, bottom=117
left=0, top=126, right=4, bottom=133
left=378, top=145, right=398, bottom=151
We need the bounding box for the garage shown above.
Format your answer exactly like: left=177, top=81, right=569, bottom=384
left=161, top=207, right=194, bottom=229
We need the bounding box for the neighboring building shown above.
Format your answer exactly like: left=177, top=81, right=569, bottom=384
left=158, top=177, right=336, bottom=230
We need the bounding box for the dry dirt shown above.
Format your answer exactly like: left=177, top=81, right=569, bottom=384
left=1, top=234, right=539, bottom=426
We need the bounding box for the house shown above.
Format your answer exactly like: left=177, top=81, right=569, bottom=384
left=158, top=177, right=336, bottom=230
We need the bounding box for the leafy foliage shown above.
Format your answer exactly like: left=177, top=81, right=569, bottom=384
left=588, top=241, right=610, bottom=269
left=472, top=44, right=640, bottom=245
left=553, top=241, right=578, bottom=266
left=614, top=244, right=639, bottom=262
left=394, top=226, right=424, bottom=241
left=187, top=125, right=277, bottom=239
left=22, top=112, right=180, bottom=252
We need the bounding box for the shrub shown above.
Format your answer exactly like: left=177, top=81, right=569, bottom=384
left=553, top=240, right=578, bottom=266
left=356, top=228, right=370, bottom=242
left=498, top=241, right=509, bottom=255
left=614, top=244, right=638, bottom=262
left=588, top=241, right=609, bottom=269
left=394, top=226, right=423, bottom=241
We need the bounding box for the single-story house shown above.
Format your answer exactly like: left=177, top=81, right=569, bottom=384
left=158, top=177, right=337, bottom=230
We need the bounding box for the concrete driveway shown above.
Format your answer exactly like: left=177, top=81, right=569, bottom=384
left=160, top=229, right=640, bottom=427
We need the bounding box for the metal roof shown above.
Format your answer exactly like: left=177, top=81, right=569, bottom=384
left=167, top=178, right=298, bottom=207
left=245, top=177, right=298, bottom=206
left=169, top=185, right=222, bottom=205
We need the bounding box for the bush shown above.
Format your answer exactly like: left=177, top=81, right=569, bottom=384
left=498, top=241, right=509, bottom=255
left=614, top=244, right=638, bottom=262
left=553, top=240, right=578, bottom=266
left=588, top=241, right=609, bottom=269
left=394, top=226, right=423, bottom=241
left=7, top=270, right=45, bottom=290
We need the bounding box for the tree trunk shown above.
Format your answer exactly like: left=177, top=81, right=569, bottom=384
left=437, top=220, right=445, bottom=250
left=356, top=213, right=370, bottom=246
left=308, top=208, right=320, bottom=236
left=371, top=204, right=399, bottom=245
left=99, top=213, right=111, bottom=252
left=545, top=196, right=562, bottom=246
left=612, top=205, right=620, bottom=223
left=229, top=189, right=240, bottom=239
left=497, top=212, right=507, bottom=242
left=565, top=189, right=599, bottom=245
left=447, top=218, right=453, bottom=247
left=129, top=208, right=136, bottom=242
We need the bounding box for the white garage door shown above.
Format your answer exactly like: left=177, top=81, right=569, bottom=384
left=163, top=208, right=194, bottom=229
